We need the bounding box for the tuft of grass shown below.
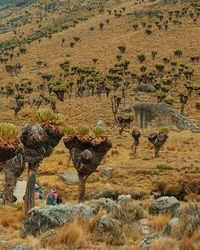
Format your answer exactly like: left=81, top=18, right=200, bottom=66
left=150, top=237, right=179, bottom=250
left=43, top=220, right=90, bottom=249
left=0, top=123, right=18, bottom=140
left=36, top=109, right=67, bottom=126
left=159, top=127, right=170, bottom=135
left=64, top=125, right=76, bottom=136
left=148, top=213, right=171, bottom=232
left=92, top=127, right=106, bottom=137
left=76, top=125, right=90, bottom=136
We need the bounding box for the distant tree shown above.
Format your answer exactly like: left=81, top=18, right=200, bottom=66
left=118, top=44, right=126, bottom=54
left=131, top=129, right=141, bottom=154
left=148, top=128, right=169, bottom=157
left=174, top=50, right=183, bottom=58
left=179, top=93, right=188, bottom=114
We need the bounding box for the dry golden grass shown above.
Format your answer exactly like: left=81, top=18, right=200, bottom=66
left=147, top=213, right=171, bottom=232
left=43, top=220, right=91, bottom=249
left=150, top=237, right=179, bottom=250
left=0, top=0, right=200, bottom=248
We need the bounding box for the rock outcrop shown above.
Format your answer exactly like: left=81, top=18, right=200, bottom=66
left=22, top=198, right=121, bottom=236
left=149, top=196, right=180, bottom=216
left=133, top=102, right=198, bottom=130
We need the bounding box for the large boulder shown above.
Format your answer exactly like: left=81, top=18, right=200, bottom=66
left=118, top=194, right=132, bottom=206
left=133, top=102, right=199, bottom=129
left=22, top=203, right=96, bottom=236
left=22, top=198, right=122, bottom=236
left=93, top=215, right=119, bottom=233
left=93, top=215, right=125, bottom=246
left=88, top=198, right=122, bottom=219
left=59, top=172, right=78, bottom=183
left=149, top=196, right=180, bottom=216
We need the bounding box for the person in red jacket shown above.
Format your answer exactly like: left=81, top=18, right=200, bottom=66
left=46, top=188, right=62, bottom=205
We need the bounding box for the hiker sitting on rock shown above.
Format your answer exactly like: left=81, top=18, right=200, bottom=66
left=34, top=184, right=43, bottom=200
left=46, top=188, right=62, bottom=205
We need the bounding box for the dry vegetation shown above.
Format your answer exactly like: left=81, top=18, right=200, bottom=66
left=0, top=0, right=200, bottom=248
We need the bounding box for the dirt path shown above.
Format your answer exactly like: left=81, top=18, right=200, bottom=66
left=13, top=180, right=27, bottom=202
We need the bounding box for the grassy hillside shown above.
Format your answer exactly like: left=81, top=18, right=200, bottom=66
left=0, top=0, right=200, bottom=249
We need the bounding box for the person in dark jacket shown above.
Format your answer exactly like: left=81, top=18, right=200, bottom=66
left=46, top=188, right=62, bottom=205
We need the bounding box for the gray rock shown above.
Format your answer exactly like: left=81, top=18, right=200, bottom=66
left=131, top=191, right=146, bottom=200
left=88, top=198, right=122, bottom=219
left=95, top=120, right=105, bottom=127
left=42, top=229, right=55, bottom=238
left=93, top=215, right=119, bottom=233
left=22, top=198, right=122, bottom=236
left=137, top=84, right=154, bottom=93
left=133, top=102, right=199, bottom=130
left=141, top=225, right=151, bottom=235
left=149, top=196, right=180, bottom=216
left=103, top=167, right=113, bottom=176
left=22, top=203, right=95, bottom=236
left=141, top=233, right=160, bottom=250
left=88, top=189, right=120, bottom=200
left=118, top=194, right=132, bottom=205
left=0, top=240, right=8, bottom=245
left=8, top=243, right=33, bottom=250
left=163, top=217, right=179, bottom=235
left=59, top=172, right=78, bottom=183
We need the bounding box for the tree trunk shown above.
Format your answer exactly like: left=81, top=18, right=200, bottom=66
left=0, top=161, right=5, bottom=172
left=3, top=167, right=15, bottom=204
left=119, top=124, right=126, bottom=135
left=154, top=146, right=160, bottom=158
left=24, top=163, right=38, bottom=214
left=3, top=152, right=25, bottom=204
left=180, top=103, right=185, bottom=114
left=78, top=174, right=87, bottom=203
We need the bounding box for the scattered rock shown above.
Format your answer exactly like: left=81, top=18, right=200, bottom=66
left=102, top=167, right=113, bottom=176
left=118, top=194, right=132, bottom=205
left=42, top=229, right=56, bottom=238
left=59, top=172, right=78, bottom=183
left=131, top=191, right=146, bottom=200
left=0, top=240, right=8, bottom=245
left=95, top=120, right=105, bottom=127
left=93, top=215, right=119, bottom=233
left=163, top=217, right=179, bottom=235
left=141, top=233, right=160, bottom=250
left=22, top=198, right=122, bottom=236
left=93, top=215, right=125, bottom=246
left=88, top=189, right=120, bottom=200
left=141, top=225, right=151, bottom=235
left=137, top=84, right=154, bottom=93
left=8, top=243, right=33, bottom=250
left=149, top=196, right=180, bottom=216
left=88, top=198, right=122, bottom=219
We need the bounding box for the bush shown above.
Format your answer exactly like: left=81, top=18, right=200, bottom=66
left=173, top=203, right=200, bottom=238
left=137, top=54, right=146, bottom=63
left=118, top=44, right=126, bottom=53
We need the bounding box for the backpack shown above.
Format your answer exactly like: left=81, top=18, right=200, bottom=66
left=46, top=193, right=56, bottom=205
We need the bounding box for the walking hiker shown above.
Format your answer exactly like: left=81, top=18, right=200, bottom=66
left=46, top=188, right=62, bottom=205
left=34, top=184, right=43, bottom=200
